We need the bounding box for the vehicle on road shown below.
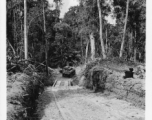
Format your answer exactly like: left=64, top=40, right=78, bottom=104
left=62, top=66, right=76, bottom=78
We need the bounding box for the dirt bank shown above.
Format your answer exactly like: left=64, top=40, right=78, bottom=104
left=105, top=70, right=145, bottom=109
left=83, top=60, right=145, bottom=109
left=7, top=73, right=45, bottom=120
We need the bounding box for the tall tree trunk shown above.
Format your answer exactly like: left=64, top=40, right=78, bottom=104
left=24, top=0, right=28, bottom=59
left=81, top=35, right=84, bottom=59
left=13, top=9, right=16, bottom=51
left=129, top=30, right=133, bottom=60
left=20, top=4, right=23, bottom=58
left=119, top=0, right=129, bottom=58
left=134, top=47, right=137, bottom=62
left=89, top=33, right=95, bottom=60
left=85, top=40, right=89, bottom=64
left=43, top=1, right=48, bottom=75
left=97, top=0, right=106, bottom=59
left=106, top=27, right=108, bottom=54
left=133, top=30, right=137, bottom=62
left=21, top=15, right=23, bottom=58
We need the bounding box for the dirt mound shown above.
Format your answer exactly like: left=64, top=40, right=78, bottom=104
left=84, top=66, right=112, bottom=89
left=83, top=60, right=145, bottom=109
left=106, top=71, right=145, bottom=109
left=134, top=65, right=145, bottom=79
left=72, top=65, right=86, bottom=86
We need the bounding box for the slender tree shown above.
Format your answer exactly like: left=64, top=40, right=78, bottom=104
left=119, top=0, right=129, bottom=58
left=97, top=0, right=106, bottom=59
left=105, top=27, right=108, bottom=54
left=24, top=0, right=28, bottom=59
left=85, top=40, right=89, bottom=63
left=43, top=1, right=48, bottom=75
left=90, top=32, right=95, bottom=60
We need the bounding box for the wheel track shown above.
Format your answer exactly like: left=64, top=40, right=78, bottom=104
left=51, top=79, right=77, bottom=120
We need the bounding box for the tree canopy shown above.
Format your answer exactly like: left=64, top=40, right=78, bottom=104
left=7, top=0, right=146, bottom=70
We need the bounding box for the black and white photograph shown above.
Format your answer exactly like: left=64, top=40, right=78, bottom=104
left=1, top=0, right=151, bottom=119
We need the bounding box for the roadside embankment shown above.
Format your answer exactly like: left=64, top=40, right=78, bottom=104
left=7, top=70, right=55, bottom=120
left=77, top=59, right=145, bottom=109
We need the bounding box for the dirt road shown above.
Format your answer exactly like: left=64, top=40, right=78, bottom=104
left=37, top=74, right=144, bottom=120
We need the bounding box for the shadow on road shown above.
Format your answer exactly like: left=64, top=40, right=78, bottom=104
left=36, top=88, right=55, bottom=120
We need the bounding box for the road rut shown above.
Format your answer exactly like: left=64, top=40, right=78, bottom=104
left=37, top=74, right=144, bottom=120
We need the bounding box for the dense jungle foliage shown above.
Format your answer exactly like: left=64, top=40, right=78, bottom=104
left=7, top=0, right=145, bottom=71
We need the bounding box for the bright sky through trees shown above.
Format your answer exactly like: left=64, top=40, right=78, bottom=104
left=48, top=0, right=115, bottom=24
left=47, top=0, right=79, bottom=18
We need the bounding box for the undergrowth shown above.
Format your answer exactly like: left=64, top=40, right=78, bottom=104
left=7, top=62, right=55, bottom=120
